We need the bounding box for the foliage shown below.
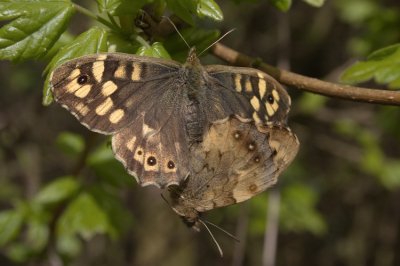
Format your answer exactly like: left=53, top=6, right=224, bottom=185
left=0, top=0, right=399, bottom=265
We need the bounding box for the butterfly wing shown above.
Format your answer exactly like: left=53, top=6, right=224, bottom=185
left=204, top=65, right=291, bottom=123
left=185, top=116, right=299, bottom=212
left=51, top=52, right=191, bottom=188
left=51, top=53, right=181, bottom=134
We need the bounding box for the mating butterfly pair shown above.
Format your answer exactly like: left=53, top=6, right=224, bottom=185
left=50, top=47, right=299, bottom=230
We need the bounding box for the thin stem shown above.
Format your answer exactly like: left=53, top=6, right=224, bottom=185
left=73, top=3, right=121, bottom=33
left=107, top=12, right=121, bottom=30
left=130, top=34, right=151, bottom=49
left=211, top=43, right=400, bottom=107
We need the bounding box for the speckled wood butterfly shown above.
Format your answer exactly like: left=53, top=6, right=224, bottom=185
left=50, top=48, right=291, bottom=188
left=169, top=116, right=299, bottom=231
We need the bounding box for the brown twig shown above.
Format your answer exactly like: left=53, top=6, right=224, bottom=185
left=211, top=43, right=400, bottom=107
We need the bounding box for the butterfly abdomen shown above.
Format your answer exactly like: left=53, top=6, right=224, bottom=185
left=185, top=97, right=205, bottom=143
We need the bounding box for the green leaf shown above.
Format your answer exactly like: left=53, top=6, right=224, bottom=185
left=88, top=185, right=134, bottom=237
left=302, top=0, right=325, bottom=8
left=196, top=0, right=223, bottom=21
left=378, top=160, right=400, bottom=190
left=163, top=28, right=219, bottom=62
left=341, top=44, right=400, bottom=89
left=280, top=184, right=327, bottom=236
left=56, top=192, right=111, bottom=240
left=6, top=243, right=32, bottom=263
left=297, top=93, right=327, bottom=114
left=0, top=210, right=24, bottom=246
left=165, top=0, right=195, bottom=25
left=34, top=176, right=81, bottom=205
left=26, top=220, right=49, bottom=251
left=42, top=26, right=108, bottom=105
left=95, top=0, right=149, bottom=16
left=0, top=0, right=75, bottom=64
left=108, top=33, right=141, bottom=54
left=55, top=131, right=85, bottom=159
left=136, top=42, right=172, bottom=59
left=56, top=233, right=82, bottom=257
left=267, top=0, right=291, bottom=12
left=87, top=142, right=136, bottom=188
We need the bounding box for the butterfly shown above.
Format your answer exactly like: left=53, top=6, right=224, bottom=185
left=50, top=47, right=291, bottom=188
left=169, top=115, right=299, bottom=232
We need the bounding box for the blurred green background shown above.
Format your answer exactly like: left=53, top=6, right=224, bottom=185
left=1, top=0, right=400, bottom=265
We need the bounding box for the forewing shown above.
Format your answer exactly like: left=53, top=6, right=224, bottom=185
left=50, top=52, right=180, bottom=134
left=204, top=65, right=291, bottom=124
left=186, top=116, right=299, bottom=212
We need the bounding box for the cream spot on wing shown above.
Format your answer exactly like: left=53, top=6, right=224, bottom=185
left=250, top=96, right=260, bottom=111
left=114, top=64, right=126, bottom=79
left=259, top=79, right=267, bottom=98
left=93, top=61, right=105, bottom=83
left=142, top=124, right=155, bottom=137
left=272, top=89, right=280, bottom=102
left=264, top=115, right=270, bottom=121
left=175, top=142, right=181, bottom=152
left=66, top=80, right=81, bottom=93
left=253, top=112, right=261, bottom=123
left=96, top=98, right=113, bottom=115
left=76, top=103, right=89, bottom=116
left=144, top=154, right=159, bottom=171
left=102, top=80, right=118, bottom=96
left=74, top=84, right=91, bottom=98
left=272, top=101, right=279, bottom=112
left=235, top=74, right=242, bottom=92
left=109, top=109, right=124, bottom=123
left=69, top=69, right=81, bottom=80
left=134, top=146, right=144, bottom=164
left=97, top=54, right=107, bottom=61
left=127, top=136, right=136, bottom=151
left=245, top=79, right=252, bottom=92
left=266, top=102, right=275, bottom=116
left=131, top=62, right=141, bottom=81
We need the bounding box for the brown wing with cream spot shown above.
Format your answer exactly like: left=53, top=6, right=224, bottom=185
left=204, top=65, right=291, bottom=124
left=111, top=86, right=190, bottom=189
left=50, top=52, right=181, bottom=134
left=184, top=116, right=299, bottom=212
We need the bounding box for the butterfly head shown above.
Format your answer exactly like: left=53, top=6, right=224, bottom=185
left=186, top=46, right=199, bottom=63
left=168, top=185, right=202, bottom=232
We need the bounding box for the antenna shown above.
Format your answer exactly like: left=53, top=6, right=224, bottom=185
left=204, top=220, right=240, bottom=242
left=197, top=28, right=237, bottom=57
left=162, top=16, right=191, bottom=49
left=199, top=219, right=224, bottom=257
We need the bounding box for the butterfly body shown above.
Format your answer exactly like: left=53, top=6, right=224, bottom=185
left=50, top=49, right=291, bottom=188
left=169, top=116, right=299, bottom=231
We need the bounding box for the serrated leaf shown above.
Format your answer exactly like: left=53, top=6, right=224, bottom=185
left=0, top=210, right=24, bottom=246
left=56, top=192, right=111, bottom=240
left=164, top=28, right=219, bottom=62
left=136, top=42, right=172, bottom=59
left=42, top=26, right=108, bottom=105
left=0, top=0, right=75, bottom=64
left=302, top=0, right=325, bottom=8
left=196, top=0, right=223, bottom=21
left=95, top=0, right=149, bottom=16
left=108, top=33, right=141, bottom=53
left=34, top=176, right=81, bottom=205
left=87, top=142, right=136, bottom=188
left=342, top=44, right=400, bottom=89
left=267, top=0, right=291, bottom=12
left=165, top=0, right=195, bottom=25
left=55, top=131, right=85, bottom=158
